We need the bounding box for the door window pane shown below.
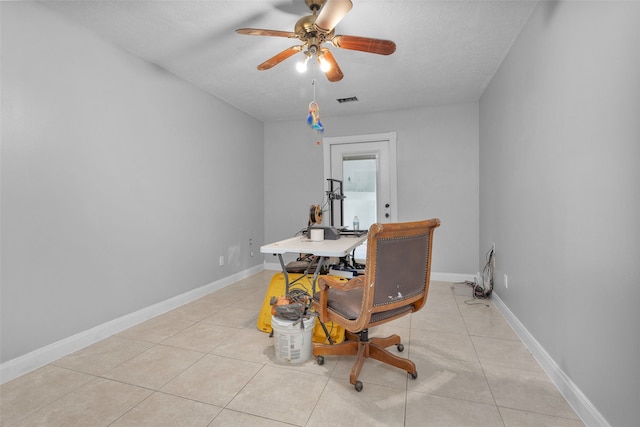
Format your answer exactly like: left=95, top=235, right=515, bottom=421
left=343, top=156, right=377, bottom=230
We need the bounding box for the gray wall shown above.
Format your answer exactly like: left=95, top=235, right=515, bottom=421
left=5, top=2, right=635, bottom=424
left=264, top=103, right=479, bottom=276
left=479, top=2, right=640, bottom=426
left=1, top=3, right=264, bottom=363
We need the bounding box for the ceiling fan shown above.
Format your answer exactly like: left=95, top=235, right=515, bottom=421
left=236, top=0, right=396, bottom=82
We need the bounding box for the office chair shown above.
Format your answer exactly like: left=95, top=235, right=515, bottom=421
left=312, top=219, right=440, bottom=391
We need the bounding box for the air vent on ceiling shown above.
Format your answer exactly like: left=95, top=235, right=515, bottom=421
left=336, top=96, right=358, bottom=103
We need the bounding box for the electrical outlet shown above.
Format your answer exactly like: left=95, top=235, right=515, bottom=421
left=219, top=256, right=224, bottom=266
left=504, top=274, right=508, bottom=288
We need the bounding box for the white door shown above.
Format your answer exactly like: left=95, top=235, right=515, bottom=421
left=323, top=132, right=398, bottom=230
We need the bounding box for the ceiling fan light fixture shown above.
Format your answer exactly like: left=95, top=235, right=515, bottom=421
left=318, top=54, right=331, bottom=72
left=296, top=54, right=311, bottom=73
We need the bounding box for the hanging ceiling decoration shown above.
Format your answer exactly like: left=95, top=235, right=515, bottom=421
left=236, top=0, right=396, bottom=82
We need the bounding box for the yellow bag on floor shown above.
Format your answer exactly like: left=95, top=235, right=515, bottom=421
left=257, top=272, right=345, bottom=344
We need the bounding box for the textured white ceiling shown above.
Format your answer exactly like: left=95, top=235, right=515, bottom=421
left=40, top=0, right=537, bottom=122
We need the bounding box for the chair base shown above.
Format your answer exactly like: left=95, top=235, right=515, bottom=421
left=312, top=329, right=417, bottom=389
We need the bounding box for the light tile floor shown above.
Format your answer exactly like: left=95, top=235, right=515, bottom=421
left=1, top=271, right=585, bottom=426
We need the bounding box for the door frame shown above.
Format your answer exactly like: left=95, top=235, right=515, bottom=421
left=323, top=132, right=398, bottom=225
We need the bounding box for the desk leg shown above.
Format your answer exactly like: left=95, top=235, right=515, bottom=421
left=311, top=256, right=334, bottom=345
left=277, top=254, right=290, bottom=294
left=311, top=256, right=326, bottom=296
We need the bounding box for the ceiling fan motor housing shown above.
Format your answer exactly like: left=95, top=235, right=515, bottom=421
left=295, top=14, right=334, bottom=38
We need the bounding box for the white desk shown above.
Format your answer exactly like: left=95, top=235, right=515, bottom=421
left=261, top=234, right=367, bottom=294
left=261, top=233, right=367, bottom=344
left=261, top=235, right=366, bottom=257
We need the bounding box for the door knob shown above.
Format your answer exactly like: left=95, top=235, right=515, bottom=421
left=385, top=203, right=390, bottom=208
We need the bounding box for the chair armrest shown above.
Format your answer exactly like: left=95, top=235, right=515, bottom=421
left=317, top=275, right=364, bottom=292
left=315, top=275, right=364, bottom=322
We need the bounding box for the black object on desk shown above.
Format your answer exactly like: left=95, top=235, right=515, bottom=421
left=339, top=229, right=367, bottom=237
left=308, top=225, right=341, bottom=240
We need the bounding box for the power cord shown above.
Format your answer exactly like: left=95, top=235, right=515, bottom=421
left=454, top=246, right=495, bottom=306
left=479, top=246, right=495, bottom=298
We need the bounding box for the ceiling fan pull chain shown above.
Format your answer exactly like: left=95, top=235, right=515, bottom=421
left=312, top=78, right=316, bottom=102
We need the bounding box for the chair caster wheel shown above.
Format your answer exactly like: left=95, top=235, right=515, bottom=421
left=354, top=381, right=363, bottom=392
left=397, top=343, right=404, bottom=352
left=410, top=371, right=418, bottom=380
left=316, top=356, right=325, bottom=365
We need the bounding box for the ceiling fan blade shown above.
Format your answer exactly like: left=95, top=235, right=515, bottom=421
left=257, top=45, right=303, bottom=70
left=331, top=35, right=396, bottom=55
left=236, top=28, right=297, bottom=38
left=320, top=49, right=343, bottom=82
left=314, top=0, right=353, bottom=33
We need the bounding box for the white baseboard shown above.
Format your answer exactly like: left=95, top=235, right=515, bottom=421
left=264, top=262, right=474, bottom=284
left=263, top=262, right=282, bottom=271
left=0, top=264, right=264, bottom=385
left=430, top=272, right=475, bottom=283
left=492, top=291, right=611, bottom=427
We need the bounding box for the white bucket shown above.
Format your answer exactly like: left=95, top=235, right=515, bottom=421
left=271, top=315, right=316, bottom=364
